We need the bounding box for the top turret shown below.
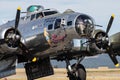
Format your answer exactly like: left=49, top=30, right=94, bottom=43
left=27, top=5, right=44, bottom=13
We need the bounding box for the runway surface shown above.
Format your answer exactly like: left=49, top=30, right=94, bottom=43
left=0, top=67, right=120, bottom=80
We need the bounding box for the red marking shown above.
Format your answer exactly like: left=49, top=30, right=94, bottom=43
left=51, top=34, right=66, bottom=43
left=4, top=78, right=8, bottom=80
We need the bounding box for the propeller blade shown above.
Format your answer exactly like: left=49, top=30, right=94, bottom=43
left=19, top=42, right=29, bottom=53
left=108, top=54, right=119, bottom=67
left=106, top=14, right=115, bottom=35
left=15, top=7, right=21, bottom=32
left=19, top=42, right=37, bottom=62
left=107, top=46, right=119, bottom=67
left=15, top=7, right=37, bottom=62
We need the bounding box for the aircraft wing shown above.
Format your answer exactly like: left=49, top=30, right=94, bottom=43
left=0, top=56, right=17, bottom=78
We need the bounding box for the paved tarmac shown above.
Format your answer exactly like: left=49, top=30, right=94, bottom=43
left=0, top=67, right=120, bottom=80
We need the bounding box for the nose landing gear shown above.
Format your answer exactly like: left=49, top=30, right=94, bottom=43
left=65, top=58, right=86, bottom=80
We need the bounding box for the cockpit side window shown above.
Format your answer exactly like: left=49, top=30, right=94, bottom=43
left=44, top=11, right=58, bottom=16
left=67, top=21, right=72, bottom=26
left=31, top=14, right=36, bottom=21
left=26, top=16, right=30, bottom=20
left=36, top=12, right=43, bottom=19
left=54, top=19, right=61, bottom=29
left=21, top=16, right=30, bottom=21
left=48, top=24, right=53, bottom=30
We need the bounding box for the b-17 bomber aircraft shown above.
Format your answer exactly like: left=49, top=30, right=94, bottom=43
left=0, top=5, right=120, bottom=80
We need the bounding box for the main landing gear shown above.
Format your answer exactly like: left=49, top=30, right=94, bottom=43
left=65, top=57, right=86, bottom=80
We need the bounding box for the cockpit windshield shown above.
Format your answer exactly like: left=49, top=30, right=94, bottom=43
left=44, top=11, right=58, bottom=16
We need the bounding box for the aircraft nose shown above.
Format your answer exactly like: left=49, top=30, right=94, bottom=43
left=75, top=15, right=95, bottom=37
left=75, top=20, right=84, bottom=35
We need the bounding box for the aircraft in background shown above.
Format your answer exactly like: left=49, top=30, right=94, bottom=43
left=0, top=5, right=120, bottom=80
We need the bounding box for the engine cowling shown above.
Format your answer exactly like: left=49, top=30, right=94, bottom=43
left=0, top=28, right=21, bottom=54
left=88, top=29, right=108, bottom=55
left=110, top=32, right=120, bottom=56
left=93, top=29, right=109, bottom=49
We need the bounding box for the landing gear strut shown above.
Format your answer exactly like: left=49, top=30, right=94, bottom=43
left=65, top=57, right=86, bottom=80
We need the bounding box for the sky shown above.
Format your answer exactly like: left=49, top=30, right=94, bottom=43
left=0, top=0, right=120, bottom=68
left=0, top=0, right=120, bottom=35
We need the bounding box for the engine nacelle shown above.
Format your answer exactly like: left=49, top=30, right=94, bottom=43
left=93, top=29, right=109, bottom=49
left=88, top=29, right=108, bottom=55
left=110, top=32, right=120, bottom=56
left=0, top=28, right=21, bottom=54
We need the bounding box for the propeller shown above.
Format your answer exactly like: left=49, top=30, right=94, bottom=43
left=107, top=46, right=119, bottom=67
left=15, top=7, right=37, bottom=62
left=0, top=7, right=21, bottom=46
left=19, top=42, right=37, bottom=62
left=0, top=7, right=37, bottom=62
left=106, top=14, right=114, bottom=36
left=105, top=14, right=119, bottom=67
left=15, top=7, right=21, bottom=34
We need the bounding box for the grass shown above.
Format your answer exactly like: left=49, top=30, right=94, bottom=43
left=0, top=68, right=120, bottom=80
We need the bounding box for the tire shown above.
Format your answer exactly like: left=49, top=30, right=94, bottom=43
left=69, top=64, right=86, bottom=80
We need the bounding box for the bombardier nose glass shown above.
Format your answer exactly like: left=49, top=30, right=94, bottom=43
left=75, top=15, right=94, bottom=37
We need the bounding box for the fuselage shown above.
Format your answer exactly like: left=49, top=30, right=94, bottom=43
left=0, top=7, right=105, bottom=60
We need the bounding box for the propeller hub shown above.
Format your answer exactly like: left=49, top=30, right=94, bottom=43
left=95, top=32, right=109, bottom=49
left=5, top=29, right=21, bottom=48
